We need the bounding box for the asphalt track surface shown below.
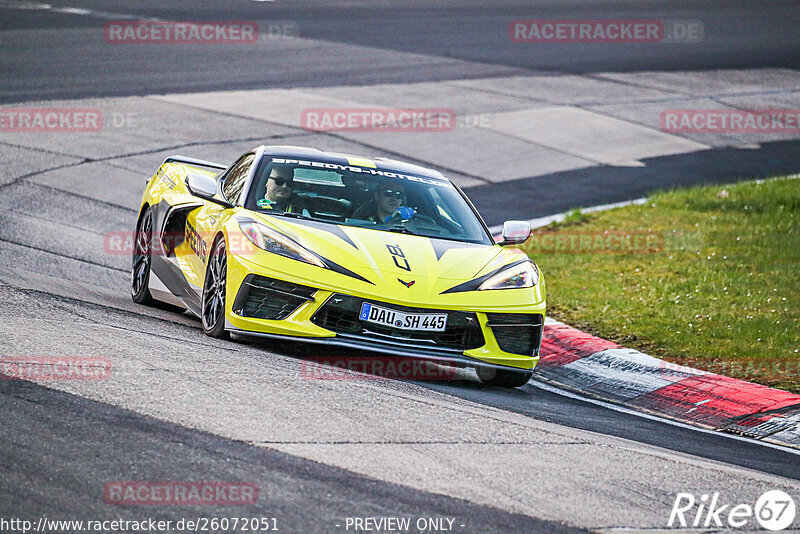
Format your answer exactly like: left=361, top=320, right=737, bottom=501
left=3, top=0, right=800, bottom=101
left=0, top=378, right=578, bottom=533
left=1, top=1, right=800, bottom=532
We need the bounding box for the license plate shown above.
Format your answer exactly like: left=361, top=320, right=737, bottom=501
left=359, top=302, right=447, bottom=332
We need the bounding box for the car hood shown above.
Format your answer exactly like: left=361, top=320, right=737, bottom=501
left=247, top=213, right=525, bottom=284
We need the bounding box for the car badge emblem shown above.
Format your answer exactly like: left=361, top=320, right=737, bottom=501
left=398, top=278, right=415, bottom=288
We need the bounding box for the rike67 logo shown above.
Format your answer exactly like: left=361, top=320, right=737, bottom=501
left=669, top=490, right=796, bottom=531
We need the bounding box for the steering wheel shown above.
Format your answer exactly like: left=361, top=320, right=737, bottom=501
left=407, top=213, right=437, bottom=225
left=405, top=213, right=449, bottom=236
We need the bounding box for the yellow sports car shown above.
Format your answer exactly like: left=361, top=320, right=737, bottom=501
left=132, top=146, right=545, bottom=387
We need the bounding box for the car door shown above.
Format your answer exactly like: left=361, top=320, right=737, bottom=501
left=182, top=153, right=256, bottom=291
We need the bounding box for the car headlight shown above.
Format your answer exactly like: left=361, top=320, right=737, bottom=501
left=238, top=221, right=327, bottom=269
left=479, top=261, right=539, bottom=290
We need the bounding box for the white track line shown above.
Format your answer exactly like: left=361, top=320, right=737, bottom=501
left=0, top=1, right=161, bottom=20
left=495, top=175, right=800, bottom=234
left=488, top=198, right=648, bottom=233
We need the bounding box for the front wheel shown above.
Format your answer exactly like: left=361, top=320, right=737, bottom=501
left=201, top=238, right=229, bottom=339
left=131, top=207, right=155, bottom=305
left=477, top=366, right=533, bottom=388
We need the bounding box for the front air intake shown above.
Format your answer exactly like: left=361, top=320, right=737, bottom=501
left=486, top=313, right=544, bottom=356
left=232, top=275, right=316, bottom=320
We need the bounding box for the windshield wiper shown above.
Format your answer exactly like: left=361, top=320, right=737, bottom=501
left=276, top=211, right=312, bottom=220
left=385, top=226, right=416, bottom=235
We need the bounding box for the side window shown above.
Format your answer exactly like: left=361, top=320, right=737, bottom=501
left=221, top=153, right=255, bottom=205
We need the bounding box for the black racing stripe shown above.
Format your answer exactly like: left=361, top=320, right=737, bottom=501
left=430, top=238, right=480, bottom=261
left=440, top=259, right=529, bottom=295
left=320, top=256, right=374, bottom=285
left=282, top=218, right=359, bottom=250
left=235, top=216, right=373, bottom=285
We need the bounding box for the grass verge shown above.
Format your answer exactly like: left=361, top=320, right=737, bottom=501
left=516, top=176, right=800, bottom=393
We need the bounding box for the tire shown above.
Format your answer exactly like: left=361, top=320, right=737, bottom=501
left=477, top=366, right=533, bottom=388
left=131, top=207, right=155, bottom=305
left=201, top=237, right=229, bottom=339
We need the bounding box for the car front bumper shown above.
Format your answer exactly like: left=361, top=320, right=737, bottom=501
left=224, top=250, right=545, bottom=372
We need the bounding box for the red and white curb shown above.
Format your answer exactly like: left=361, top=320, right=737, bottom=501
left=536, top=318, right=800, bottom=450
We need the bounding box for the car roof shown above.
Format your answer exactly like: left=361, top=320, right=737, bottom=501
left=256, top=145, right=448, bottom=181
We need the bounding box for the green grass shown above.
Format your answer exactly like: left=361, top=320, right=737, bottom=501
left=560, top=208, right=591, bottom=226
left=515, top=176, right=800, bottom=393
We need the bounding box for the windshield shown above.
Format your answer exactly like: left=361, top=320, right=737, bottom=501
left=243, top=157, right=493, bottom=244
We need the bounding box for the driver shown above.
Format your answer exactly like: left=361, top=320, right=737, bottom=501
left=257, top=164, right=308, bottom=215
left=366, top=181, right=415, bottom=223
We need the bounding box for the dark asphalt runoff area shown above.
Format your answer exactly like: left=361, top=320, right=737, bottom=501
left=0, top=378, right=582, bottom=534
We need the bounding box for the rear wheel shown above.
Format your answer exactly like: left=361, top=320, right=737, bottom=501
left=477, top=366, right=533, bottom=388
left=201, top=238, right=229, bottom=339
left=131, top=207, right=155, bottom=305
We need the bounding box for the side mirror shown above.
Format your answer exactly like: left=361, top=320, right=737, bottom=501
left=500, top=220, right=531, bottom=245
left=185, top=174, right=232, bottom=208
